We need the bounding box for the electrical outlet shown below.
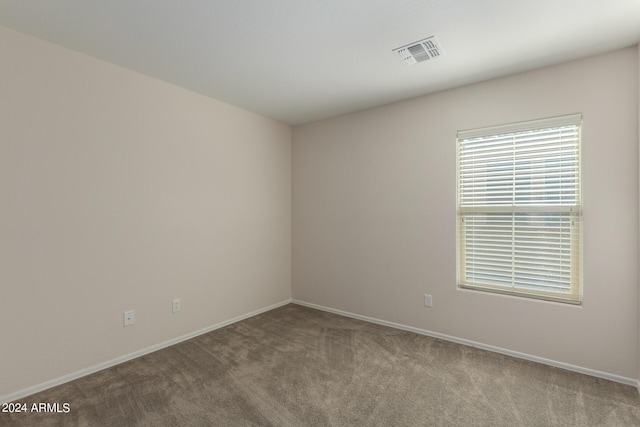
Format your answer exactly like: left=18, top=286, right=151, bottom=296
left=124, top=310, right=135, bottom=326
left=172, top=299, right=181, bottom=313
left=424, top=294, right=433, bottom=308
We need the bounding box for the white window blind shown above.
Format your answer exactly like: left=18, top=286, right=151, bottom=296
left=456, top=114, right=582, bottom=304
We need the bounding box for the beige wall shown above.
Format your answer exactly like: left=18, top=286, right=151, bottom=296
left=0, top=27, right=291, bottom=398
left=293, top=47, right=639, bottom=379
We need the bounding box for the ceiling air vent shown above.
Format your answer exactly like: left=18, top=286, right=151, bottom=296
left=393, top=36, right=444, bottom=66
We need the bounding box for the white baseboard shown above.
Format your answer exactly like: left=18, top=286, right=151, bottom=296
left=292, top=299, right=639, bottom=388
left=1, top=299, right=292, bottom=404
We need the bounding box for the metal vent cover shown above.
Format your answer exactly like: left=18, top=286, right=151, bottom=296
left=393, top=36, right=444, bottom=66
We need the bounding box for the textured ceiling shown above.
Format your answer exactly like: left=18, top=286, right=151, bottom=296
left=1, top=0, right=639, bottom=124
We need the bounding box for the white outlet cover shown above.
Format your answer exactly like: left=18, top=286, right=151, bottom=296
left=424, top=294, right=433, bottom=308
left=124, top=310, right=135, bottom=326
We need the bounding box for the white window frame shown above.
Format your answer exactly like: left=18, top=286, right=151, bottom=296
left=456, top=114, right=582, bottom=304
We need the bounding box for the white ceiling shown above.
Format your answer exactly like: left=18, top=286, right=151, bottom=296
left=1, top=1, right=639, bottom=125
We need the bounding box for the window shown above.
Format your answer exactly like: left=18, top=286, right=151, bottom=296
left=456, top=114, right=582, bottom=304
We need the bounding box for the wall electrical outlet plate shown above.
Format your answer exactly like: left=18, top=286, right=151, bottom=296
left=172, top=299, right=181, bottom=313
left=424, top=294, right=433, bottom=308
left=124, top=310, right=135, bottom=326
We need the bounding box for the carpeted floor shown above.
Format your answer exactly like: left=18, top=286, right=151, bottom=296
left=3, top=303, right=640, bottom=426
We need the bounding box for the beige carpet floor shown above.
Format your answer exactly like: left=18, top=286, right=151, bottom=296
left=3, top=303, right=640, bottom=426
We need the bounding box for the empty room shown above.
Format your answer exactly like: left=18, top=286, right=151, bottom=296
left=2, top=1, right=640, bottom=426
